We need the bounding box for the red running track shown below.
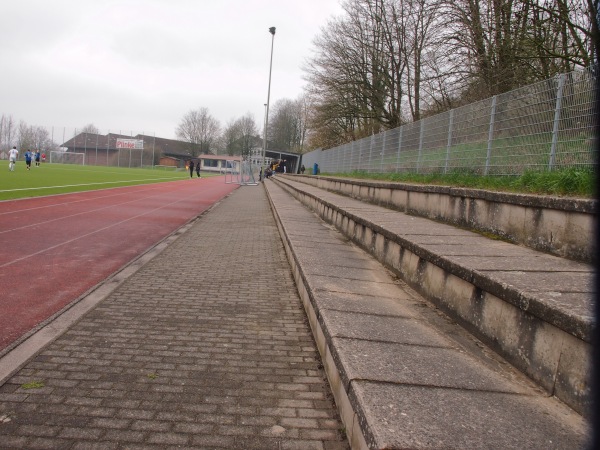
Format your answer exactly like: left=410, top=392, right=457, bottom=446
left=0, top=177, right=238, bottom=353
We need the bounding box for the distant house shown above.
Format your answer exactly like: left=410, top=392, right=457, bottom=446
left=246, top=137, right=302, bottom=173
left=194, top=155, right=242, bottom=173
left=198, top=155, right=241, bottom=173
left=159, top=153, right=241, bottom=173
left=61, top=132, right=194, bottom=167
left=59, top=131, right=296, bottom=173
left=157, top=156, right=181, bottom=168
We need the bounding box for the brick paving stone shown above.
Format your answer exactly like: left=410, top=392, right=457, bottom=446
left=71, top=442, right=119, bottom=450
left=0, top=186, right=349, bottom=449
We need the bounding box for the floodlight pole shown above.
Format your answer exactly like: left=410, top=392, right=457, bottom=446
left=261, top=26, right=276, bottom=181
left=262, top=103, right=267, bottom=172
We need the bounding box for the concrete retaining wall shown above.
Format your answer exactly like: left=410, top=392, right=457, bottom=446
left=284, top=175, right=597, bottom=263
left=273, top=176, right=593, bottom=416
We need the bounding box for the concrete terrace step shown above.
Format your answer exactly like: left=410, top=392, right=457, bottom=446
left=263, top=179, right=588, bottom=449
left=266, top=175, right=594, bottom=418
left=286, top=174, right=596, bottom=263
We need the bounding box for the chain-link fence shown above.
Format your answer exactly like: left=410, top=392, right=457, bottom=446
left=302, top=67, right=597, bottom=176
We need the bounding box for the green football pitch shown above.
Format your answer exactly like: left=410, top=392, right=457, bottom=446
left=0, top=164, right=211, bottom=201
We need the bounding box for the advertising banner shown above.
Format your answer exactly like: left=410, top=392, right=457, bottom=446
left=116, top=139, right=144, bottom=149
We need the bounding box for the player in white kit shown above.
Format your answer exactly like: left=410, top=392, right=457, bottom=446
left=8, top=146, right=18, bottom=171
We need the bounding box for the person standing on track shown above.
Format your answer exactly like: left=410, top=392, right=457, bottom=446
left=8, top=146, right=18, bottom=171
left=196, top=161, right=201, bottom=178
left=24, top=150, right=33, bottom=170
left=189, top=160, right=194, bottom=178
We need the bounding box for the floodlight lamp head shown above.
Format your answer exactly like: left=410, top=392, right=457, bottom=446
left=269, top=27, right=276, bottom=35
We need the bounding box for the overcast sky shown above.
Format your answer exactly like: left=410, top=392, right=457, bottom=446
left=1, top=0, right=344, bottom=140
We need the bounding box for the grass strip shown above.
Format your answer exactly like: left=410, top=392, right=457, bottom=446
left=327, top=168, right=596, bottom=198
left=0, top=164, right=217, bottom=200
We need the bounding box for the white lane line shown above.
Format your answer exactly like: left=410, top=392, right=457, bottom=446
left=0, top=181, right=211, bottom=234
left=0, top=192, right=161, bottom=235
left=0, top=177, right=179, bottom=193
left=0, top=184, right=190, bottom=233
left=0, top=180, right=188, bottom=216
left=0, top=184, right=221, bottom=268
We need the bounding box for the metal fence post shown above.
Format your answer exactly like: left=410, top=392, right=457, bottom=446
left=346, top=144, right=349, bottom=172
left=348, top=141, right=355, bottom=172
left=360, top=139, right=366, bottom=172
left=417, top=120, right=424, bottom=173
left=332, top=147, right=342, bottom=173
left=445, top=110, right=454, bottom=174
left=345, top=144, right=350, bottom=172
left=380, top=132, right=386, bottom=173
left=332, top=147, right=337, bottom=173
left=485, top=96, right=497, bottom=175
left=396, top=126, right=403, bottom=172
left=140, top=133, right=144, bottom=167
left=549, top=73, right=566, bottom=171
left=368, top=134, right=374, bottom=173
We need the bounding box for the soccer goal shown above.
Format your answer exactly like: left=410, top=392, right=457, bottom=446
left=50, top=151, right=85, bottom=165
left=225, top=159, right=258, bottom=186
left=224, top=160, right=240, bottom=184
left=152, top=164, right=180, bottom=171
left=239, top=160, right=258, bottom=186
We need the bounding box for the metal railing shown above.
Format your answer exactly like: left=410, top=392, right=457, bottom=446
left=302, top=67, right=597, bottom=176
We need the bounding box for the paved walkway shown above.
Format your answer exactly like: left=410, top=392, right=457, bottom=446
left=0, top=186, right=349, bottom=449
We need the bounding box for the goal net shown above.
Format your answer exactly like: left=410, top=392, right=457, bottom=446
left=224, top=160, right=240, bottom=184
left=50, top=151, right=85, bottom=165
left=225, top=159, right=258, bottom=186
left=239, top=160, right=258, bottom=186
left=152, top=164, right=180, bottom=171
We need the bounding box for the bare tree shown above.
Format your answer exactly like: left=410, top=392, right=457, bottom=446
left=17, top=122, right=53, bottom=152
left=222, top=119, right=242, bottom=156
left=442, top=0, right=532, bottom=96
left=237, top=113, right=258, bottom=158
left=220, top=113, right=258, bottom=157
left=0, top=114, right=16, bottom=151
left=176, top=107, right=221, bottom=156
left=268, top=98, right=309, bottom=152
left=591, top=0, right=600, bottom=64
left=80, top=123, right=99, bottom=134
left=523, top=0, right=596, bottom=73
left=304, top=8, right=381, bottom=148
left=304, top=0, right=594, bottom=150
left=443, top=0, right=594, bottom=98
left=295, top=94, right=311, bottom=153
left=304, top=0, right=445, bottom=146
